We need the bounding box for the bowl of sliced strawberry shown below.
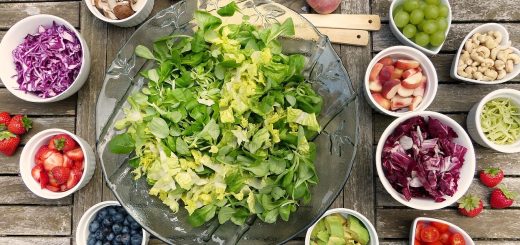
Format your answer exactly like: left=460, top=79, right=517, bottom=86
left=20, top=128, right=95, bottom=199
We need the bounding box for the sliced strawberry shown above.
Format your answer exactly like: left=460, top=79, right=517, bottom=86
left=73, top=160, right=84, bottom=171
left=42, top=150, right=64, bottom=171
left=39, top=171, right=49, bottom=189
left=35, top=145, right=50, bottom=165
left=48, top=172, right=60, bottom=188
left=46, top=185, right=60, bottom=192
left=51, top=166, right=71, bottom=185
left=66, top=169, right=83, bottom=190
left=31, top=164, right=44, bottom=181
left=62, top=155, right=74, bottom=168
left=65, top=148, right=84, bottom=161
left=60, top=185, right=68, bottom=192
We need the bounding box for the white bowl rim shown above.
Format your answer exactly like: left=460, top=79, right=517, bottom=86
left=389, top=0, right=452, bottom=55
left=0, top=14, right=89, bottom=103
left=364, top=45, right=439, bottom=117
left=375, top=111, right=476, bottom=210
left=75, top=200, right=150, bottom=245
left=19, top=128, right=91, bottom=199
left=410, top=217, right=475, bottom=245
left=472, top=88, right=520, bottom=153
left=304, top=208, right=379, bottom=245
left=83, top=0, right=152, bottom=23
left=451, top=23, right=520, bottom=84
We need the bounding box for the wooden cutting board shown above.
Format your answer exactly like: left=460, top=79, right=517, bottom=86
left=302, top=14, right=381, bottom=31
left=318, top=28, right=369, bottom=46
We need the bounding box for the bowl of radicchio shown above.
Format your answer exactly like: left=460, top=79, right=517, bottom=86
left=0, top=14, right=90, bottom=103
left=376, top=111, right=475, bottom=210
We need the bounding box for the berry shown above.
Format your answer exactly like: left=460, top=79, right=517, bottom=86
left=115, top=234, right=123, bottom=242
left=125, top=215, right=135, bottom=224
left=48, top=134, right=77, bottom=152
left=94, top=241, right=101, bottom=245
left=51, top=166, right=71, bottom=185
left=479, top=167, right=504, bottom=188
left=89, top=220, right=100, bottom=232
left=35, top=145, right=50, bottom=165
left=121, top=226, right=130, bottom=234
left=87, top=237, right=96, bottom=245
left=7, top=115, right=32, bottom=135
left=102, top=217, right=113, bottom=227
left=130, top=229, right=138, bottom=235
left=42, top=150, right=64, bottom=171
left=490, top=185, right=518, bottom=209
left=65, top=147, right=84, bottom=161
left=102, top=242, right=110, bottom=245
left=130, top=234, right=142, bottom=245
left=107, top=207, right=117, bottom=216
left=130, top=221, right=140, bottom=230
left=113, top=213, right=125, bottom=223
left=107, top=232, right=115, bottom=241
left=65, top=168, right=83, bottom=189
left=94, top=230, right=103, bottom=240
left=112, top=223, right=123, bottom=234
left=457, top=194, right=483, bottom=217
left=0, top=112, right=11, bottom=128
left=31, top=164, right=44, bottom=181
left=0, top=131, right=21, bottom=156
left=97, top=209, right=108, bottom=220
left=120, top=233, right=131, bottom=244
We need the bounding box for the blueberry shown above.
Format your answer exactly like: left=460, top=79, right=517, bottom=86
left=123, top=218, right=130, bottom=226
left=121, top=226, right=129, bottom=234
left=130, top=222, right=140, bottom=230
left=88, top=233, right=95, bottom=240
left=87, top=237, right=96, bottom=245
left=120, top=233, right=131, bottom=244
left=111, top=241, right=122, bottom=245
left=130, top=234, right=142, bottom=245
left=125, top=215, right=135, bottom=224
left=95, top=241, right=102, bottom=245
left=130, top=229, right=138, bottom=235
left=107, top=207, right=117, bottom=216
left=106, top=232, right=115, bottom=241
left=103, top=242, right=111, bottom=245
left=112, top=223, right=123, bottom=234
left=89, top=221, right=100, bottom=232
left=115, top=234, right=123, bottom=242
left=102, top=217, right=113, bottom=227
left=97, top=209, right=108, bottom=220
left=94, top=230, right=103, bottom=240
left=113, top=213, right=125, bottom=223
left=116, top=206, right=126, bottom=214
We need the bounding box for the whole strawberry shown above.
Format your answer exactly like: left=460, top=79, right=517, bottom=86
left=7, top=115, right=32, bottom=135
left=0, top=131, right=21, bottom=156
left=0, top=112, right=11, bottom=130
left=48, top=134, right=77, bottom=152
left=490, top=185, right=518, bottom=209
left=458, top=194, right=483, bottom=217
left=479, top=167, right=504, bottom=188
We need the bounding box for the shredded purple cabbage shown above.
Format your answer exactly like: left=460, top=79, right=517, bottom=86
left=12, top=22, right=82, bottom=98
left=382, top=116, right=468, bottom=202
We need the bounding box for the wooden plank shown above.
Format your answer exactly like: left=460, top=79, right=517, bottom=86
left=0, top=176, right=72, bottom=205
left=373, top=113, right=520, bottom=175
left=373, top=23, right=520, bottom=52
left=0, top=153, right=20, bottom=174
left=273, top=0, right=310, bottom=13
left=381, top=241, right=520, bottom=245
left=372, top=0, right=520, bottom=21
left=0, top=2, right=80, bottom=29
left=377, top=209, right=520, bottom=239
left=22, top=117, right=76, bottom=144
left=338, top=0, right=375, bottom=223
left=376, top=178, right=520, bottom=207
left=0, top=237, right=71, bottom=245
left=72, top=1, right=108, bottom=238
left=301, top=14, right=381, bottom=31
left=0, top=90, right=76, bottom=116
left=0, top=206, right=71, bottom=235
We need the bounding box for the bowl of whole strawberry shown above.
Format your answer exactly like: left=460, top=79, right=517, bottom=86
left=364, top=46, right=438, bottom=117
left=20, top=128, right=95, bottom=199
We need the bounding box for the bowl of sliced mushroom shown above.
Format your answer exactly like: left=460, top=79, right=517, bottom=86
left=85, top=0, right=154, bottom=27
left=451, top=23, right=520, bottom=84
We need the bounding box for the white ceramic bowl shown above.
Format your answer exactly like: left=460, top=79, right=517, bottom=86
left=376, top=111, right=476, bottom=210
left=364, top=46, right=438, bottom=117
left=467, top=88, right=520, bottom=153
left=0, top=14, right=91, bottom=103
left=305, top=208, right=378, bottom=245
left=389, top=0, right=452, bottom=55
left=76, top=201, right=149, bottom=245
left=84, top=0, right=154, bottom=27
left=20, top=128, right=96, bottom=199
left=450, top=23, right=520, bottom=84
left=410, top=217, right=474, bottom=245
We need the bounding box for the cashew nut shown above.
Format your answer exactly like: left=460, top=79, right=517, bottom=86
left=497, top=69, right=507, bottom=80
left=477, top=66, right=488, bottom=73
left=506, top=60, right=514, bottom=73
left=484, top=69, right=498, bottom=80
left=471, top=33, right=482, bottom=45
left=471, top=61, right=480, bottom=67
left=491, top=46, right=507, bottom=60
left=481, top=58, right=494, bottom=67
left=465, top=39, right=478, bottom=53
left=457, top=66, right=470, bottom=78
left=491, top=31, right=503, bottom=44
left=485, top=38, right=499, bottom=49
left=495, top=59, right=506, bottom=70
left=473, top=71, right=484, bottom=80
left=476, top=46, right=491, bottom=58
left=508, top=53, right=520, bottom=64
left=470, top=49, right=486, bottom=63
left=497, top=49, right=513, bottom=62
left=465, top=66, right=477, bottom=76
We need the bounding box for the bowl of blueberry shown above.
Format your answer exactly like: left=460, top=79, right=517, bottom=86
left=76, top=201, right=149, bottom=245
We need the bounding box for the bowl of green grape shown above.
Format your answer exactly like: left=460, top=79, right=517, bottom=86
left=389, top=0, right=452, bottom=55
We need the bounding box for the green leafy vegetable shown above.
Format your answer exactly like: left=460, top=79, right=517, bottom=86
left=108, top=9, right=323, bottom=227
left=481, top=98, right=520, bottom=145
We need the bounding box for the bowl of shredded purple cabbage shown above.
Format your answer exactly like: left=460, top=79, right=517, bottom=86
left=376, top=111, right=475, bottom=210
left=0, top=14, right=90, bottom=103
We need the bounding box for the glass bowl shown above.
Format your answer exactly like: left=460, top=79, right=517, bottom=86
left=95, top=0, right=359, bottom=244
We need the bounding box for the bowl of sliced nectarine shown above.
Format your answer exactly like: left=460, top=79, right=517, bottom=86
left=364, top=46, right=438, bottom=117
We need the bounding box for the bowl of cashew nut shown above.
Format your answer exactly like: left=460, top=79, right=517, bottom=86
left=451, top=23, right=520, bottom=84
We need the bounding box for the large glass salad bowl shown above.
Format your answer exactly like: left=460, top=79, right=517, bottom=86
left=96, top=0, right=359, bottom=244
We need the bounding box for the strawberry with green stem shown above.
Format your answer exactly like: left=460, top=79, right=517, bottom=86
left=0, top=112, right=11, bottom=130
left=490, top=185, right=518, bottom=209
left=458, top=194, right=484, bottom=217
left=479, top=167, right=504, bottom=188
left=0, top=131, right=21, bottom=156
left=7, top=115, right=32, bottom=135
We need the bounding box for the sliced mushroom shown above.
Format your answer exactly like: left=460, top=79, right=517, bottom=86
left=113, top=2, right=134, bottom=19
left=130, top=0, right=144, bottom=12
left=107, top=0, right=117, bottom=10
left=102, top=5, right=118, bottom=20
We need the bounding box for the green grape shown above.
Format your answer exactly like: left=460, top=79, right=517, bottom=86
left=403, top=0, right=420, bottom=12
left=393, top=5, right=404, bottom=17
left=424, top=5, right=440, bottom=19
left=410, top=9, right=424, bottom=24
left=403, top=24, right=417, bottom=38
left=394, top=11, right=410, bottom=28
left=415, top=32, right=430, bottom=47
left=436, top=18, right=448, bottom=32
left=418, top=1, right=427, bottom=10
left=425, top=0, right=440, bottom=5
left=430, top=31, right=446, bottom=46
left=422, top=20, right=438, bottom=34
left=438, top=4, right=449, bottom=17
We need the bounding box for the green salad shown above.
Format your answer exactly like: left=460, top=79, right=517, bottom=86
left=481, top=98, right=520, bottom=145
left=108, top=3, right=323, bottom=227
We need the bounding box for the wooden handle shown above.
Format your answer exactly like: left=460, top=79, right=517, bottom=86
left=318, top=28, right=369, bottom=46
left=302, top=14, right=381, bottom=31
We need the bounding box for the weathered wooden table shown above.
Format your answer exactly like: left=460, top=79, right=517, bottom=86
left=1, top=0, right=519, bottom=244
